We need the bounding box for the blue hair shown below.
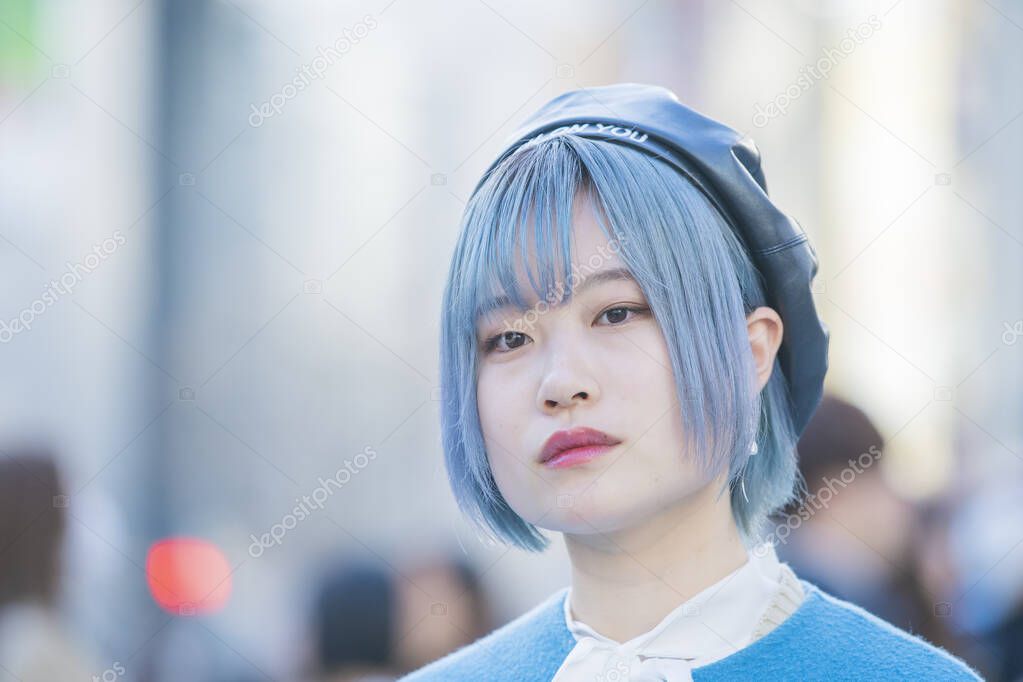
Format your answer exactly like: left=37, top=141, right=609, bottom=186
left=439, top=133, right=800, bottom=552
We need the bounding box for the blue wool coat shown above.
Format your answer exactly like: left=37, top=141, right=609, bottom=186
left=399, top=580, right=982, bottom=681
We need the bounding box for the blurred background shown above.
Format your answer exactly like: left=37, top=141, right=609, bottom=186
left=1, top=0, right=1022, bottom=679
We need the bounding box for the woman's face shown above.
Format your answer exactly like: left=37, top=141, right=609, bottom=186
left=475, top=194, right=717, bottom=536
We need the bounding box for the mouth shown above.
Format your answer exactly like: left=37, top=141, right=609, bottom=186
left=538, top=426, right=622, bottom=469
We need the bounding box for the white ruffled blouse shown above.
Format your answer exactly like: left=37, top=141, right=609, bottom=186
left=551, top=543, right=804, bottom=682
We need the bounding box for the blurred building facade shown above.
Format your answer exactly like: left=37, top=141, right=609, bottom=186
left=1, top=0, right=1021, bottom=679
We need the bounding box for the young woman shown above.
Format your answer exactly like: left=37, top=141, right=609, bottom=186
left=402, top=84, right=981, bottom=681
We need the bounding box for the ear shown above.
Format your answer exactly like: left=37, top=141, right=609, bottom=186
left=746, top=306, right=784, bottom=392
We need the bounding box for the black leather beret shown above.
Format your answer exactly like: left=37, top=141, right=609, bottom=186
left=472, top=82, right=829, bottom=436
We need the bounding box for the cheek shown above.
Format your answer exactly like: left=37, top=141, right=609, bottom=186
left=607, top=326, right=694, bottom=476
left=475, top=366, right=551, bottom=521
left=475, top=366, right=528, bottom=472
left=621, top=324, right=682, bottom=410
left=476, top=366, right=510, bottom=443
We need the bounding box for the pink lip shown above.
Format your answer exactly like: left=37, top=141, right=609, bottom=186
left=539, top=427, right=621, bottom=469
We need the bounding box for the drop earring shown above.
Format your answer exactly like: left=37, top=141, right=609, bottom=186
left=740, top=439, right=758, bottom=504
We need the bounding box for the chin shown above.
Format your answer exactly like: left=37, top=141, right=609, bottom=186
left=529, top=489, right=650, bottom=536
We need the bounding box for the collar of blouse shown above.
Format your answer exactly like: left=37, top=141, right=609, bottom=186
left=552, top=543, right=787, bottom=682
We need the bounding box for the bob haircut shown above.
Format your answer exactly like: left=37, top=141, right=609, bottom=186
left=439, top=132, right=801, bottom=552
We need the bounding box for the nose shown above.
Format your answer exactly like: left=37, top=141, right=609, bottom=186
left=535, top=343, right=600, bottom=413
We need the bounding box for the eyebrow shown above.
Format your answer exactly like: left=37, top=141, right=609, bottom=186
left=476, top=266, right=638, bottom=318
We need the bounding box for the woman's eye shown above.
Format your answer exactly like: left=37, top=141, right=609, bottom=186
left=483, top=330, right=532, bottom=353
left=597, top=305, right=648, bottom=326
left=481, top=306, right=648, bottom=354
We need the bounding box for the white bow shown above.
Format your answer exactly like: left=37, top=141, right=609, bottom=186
left=554, top=637, right=697, bottom=681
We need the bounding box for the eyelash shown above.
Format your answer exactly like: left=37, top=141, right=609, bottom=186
left=481, top=305, right=650, bottom=354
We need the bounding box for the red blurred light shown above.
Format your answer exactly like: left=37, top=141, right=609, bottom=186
left=145, top=537, right=232, bottom=615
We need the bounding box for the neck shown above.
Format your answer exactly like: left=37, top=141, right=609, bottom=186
left=562, top=477, right=747, bottom=643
